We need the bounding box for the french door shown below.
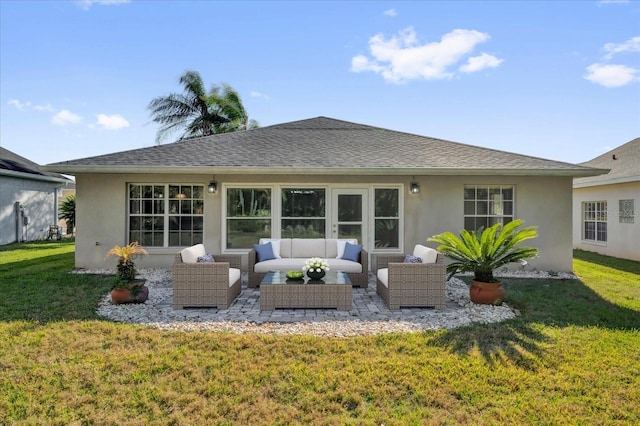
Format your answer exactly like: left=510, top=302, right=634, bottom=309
left=331, top=189, right=369, bottom=248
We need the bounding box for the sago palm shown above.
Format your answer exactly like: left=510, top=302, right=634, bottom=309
left=427, top=219, right=539, bottom=282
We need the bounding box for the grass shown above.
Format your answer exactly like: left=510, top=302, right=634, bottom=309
left=1, top=241, right=639, bottom=425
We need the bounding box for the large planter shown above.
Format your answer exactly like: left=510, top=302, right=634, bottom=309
left=110, top=281, right=148, bottom=304
left=306, top=270, right=326, bottom=281
left=470, top=280, right=505, bottom=305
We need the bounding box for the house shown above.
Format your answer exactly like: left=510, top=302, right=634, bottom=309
left=1, top=147, right=71, bottom=245
left=573, top=138, right=640, bottom=261
left=43, top=117, right=607, bottom=272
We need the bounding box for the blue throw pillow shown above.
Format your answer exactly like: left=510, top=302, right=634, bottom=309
left=404, top=254, right=422, bottom=263
left=253, top=242, right=275, bottom=262
left=197, top=253, right=215, bottom=263
left=341, top=242, right=362, bottom=262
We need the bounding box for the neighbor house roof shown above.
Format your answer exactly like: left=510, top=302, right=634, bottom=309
left=573, top=137, right=640, bottom=188
left=1, top=147, right=70, bottom=183
left=45, top=116, right=607, bottom=177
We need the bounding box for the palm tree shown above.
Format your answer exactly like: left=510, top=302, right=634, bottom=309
left=58, top=194, right=75, bottom=236
left=148, top=70, right=258, bottom=144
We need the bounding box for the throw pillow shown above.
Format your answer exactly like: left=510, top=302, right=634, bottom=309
left=253, top=242, right=276, bottom=262
left=404, top=254, right=422, bottom=263
left=197, top=253, right=215, bottom=263
left=336, top=239, right=357, bottom=259
left=341, top=242, right=362, bottom=262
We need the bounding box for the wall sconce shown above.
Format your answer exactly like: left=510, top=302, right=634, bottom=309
left=207, top=177, right=217, bottom=194
left=410, top=181, right=420, bottom=194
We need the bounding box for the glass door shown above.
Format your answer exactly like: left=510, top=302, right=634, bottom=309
left=331, top=189, right=368, bottom=247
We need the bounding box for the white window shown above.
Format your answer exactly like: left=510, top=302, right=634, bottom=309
left=281, top=188, right=326, bottom=238
left=128, top=184, right=204, bottom=247
left=583, top=201, right=607, bottom=242
left=619, top=199, right=635, bottom=224
left=374, top=188, right=400, bottom=249
left=464, top=185, right=514, bottom=231
left=226, top=188, right=272, bottom=249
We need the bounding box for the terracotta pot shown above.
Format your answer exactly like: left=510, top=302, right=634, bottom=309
left=110, top=281, right=148, bottom=304
left=470, top=280, right=505, bottom=305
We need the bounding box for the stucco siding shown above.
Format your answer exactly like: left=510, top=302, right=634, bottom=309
left=74, top=173, right=575, bottom=273
left=0, top=175, right=59, bottom=245
left=573, top=182, right=640, bottom=261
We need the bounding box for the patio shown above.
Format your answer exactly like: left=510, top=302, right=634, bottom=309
left=96, top=269, right=521, bottom=336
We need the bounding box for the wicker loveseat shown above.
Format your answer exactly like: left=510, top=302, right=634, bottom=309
left=376, top=245, right=446, bottom=310
left=172, top=244, right=242, bottom=310
left=248, top=238, right=369, bottom=288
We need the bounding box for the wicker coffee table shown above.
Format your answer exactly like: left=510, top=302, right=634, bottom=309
left=260, top=270, right=352, bottom=311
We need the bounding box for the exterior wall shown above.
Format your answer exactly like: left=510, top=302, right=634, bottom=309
left=573, top=181, right=640, bottom=261
left=0, top=175, right=60, bottom=245
left=75, top=173, right=575, bottom=273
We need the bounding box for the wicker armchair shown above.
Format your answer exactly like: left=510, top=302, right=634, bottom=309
left=172, top=254, right=242, bottom=309
left=375, top=252, right=446, bottom=310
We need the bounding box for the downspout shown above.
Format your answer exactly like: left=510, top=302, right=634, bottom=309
left=15, top=202, right=21, bottom=243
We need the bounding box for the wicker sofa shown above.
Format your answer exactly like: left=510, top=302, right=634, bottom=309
left=172, top=244, right=242, bottom=309
left=248, top=238, right=369, bottom=288
left=375, top=245, right=446, bottom=310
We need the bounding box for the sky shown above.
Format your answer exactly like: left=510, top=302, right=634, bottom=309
left=1, top=0, right=639, bottom=166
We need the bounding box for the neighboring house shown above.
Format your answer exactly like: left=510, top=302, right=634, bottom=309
left=44, top=117, right=606, bottom=272
left=573, top=138, right=640, bottom=261
left=0, top=147, right=71, bottom=245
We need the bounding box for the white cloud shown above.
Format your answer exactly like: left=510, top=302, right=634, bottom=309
left=250, top=91, right=270, bottom=100
left=460, top=53, right=504, bottom=73
left=351, top=27, right=501, bottom=83
left=8, top=99, right=31, bottom=110
left=384, top=9, right=397, bottom=17
left=52, top=110, right=82, bottom=126
left=34, top=104, right=55, bottom=112
left=96, top=114, right=129, bottom=130
left=584, top=63, right=638, bottom=88
left=603, top=36, right=640, bottom=59
left=75, top=0, right=131, bottom=10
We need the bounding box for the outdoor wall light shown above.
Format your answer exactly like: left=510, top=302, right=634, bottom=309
left=410, top=181, right=420, bottom=194
left=207, top=177, right=217, bottom=194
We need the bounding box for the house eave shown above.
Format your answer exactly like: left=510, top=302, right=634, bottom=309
left=573, top=175, right=640, bottom=188
left=42, top=165, right=609, bottom=178
left=0, top=168, right=70, bottom=184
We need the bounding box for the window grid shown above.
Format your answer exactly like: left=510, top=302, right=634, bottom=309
left=619, top=199, right=635, bottom=224
left=374, top=188, right=400, bottom=249
left=128, top=184, right=204, bottom=247
left=583, top=201, right=607, bottom=242
left=463, top=185, right=514, bottom=231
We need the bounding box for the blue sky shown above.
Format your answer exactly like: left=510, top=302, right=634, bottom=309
left=1, top=0, right=639, bottom=166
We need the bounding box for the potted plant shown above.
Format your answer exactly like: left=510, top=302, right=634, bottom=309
left=105, top=241, right=149, bottom=304
left=427, top=219, right=539, bottom=305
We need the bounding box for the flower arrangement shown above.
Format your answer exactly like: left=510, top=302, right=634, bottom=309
left=302, top=257, right=330, bottom=273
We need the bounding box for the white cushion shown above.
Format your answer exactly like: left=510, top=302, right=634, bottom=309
left=254, top=258, right=362, bottom=274
left=336, top=239, right=357, bottom=259
left=229, top=268, right=241, bottom=287
left=377, top=268, right=389, bottom=287
left=292, top=238, right=326, bottom=258
left=259, top=239, right=281, bottom=258
left=413, top=244, right=438, bottom=264
left=180, top=244, right=207, bottom=264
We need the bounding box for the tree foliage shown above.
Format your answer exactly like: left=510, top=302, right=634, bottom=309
left=58, top=194, right=76, bottom=235
left=148, top=70, right=258, bottom=144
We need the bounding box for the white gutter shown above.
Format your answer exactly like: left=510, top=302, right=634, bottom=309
left=573, top=175, right=640, bottom=188
left=0, top=168, right=70, bottom=184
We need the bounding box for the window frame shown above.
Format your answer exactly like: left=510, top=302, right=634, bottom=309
left=463, top=185, right=515, bottom=232
left=582, top=201, right=607, bottom=243
left=127, top=183, right=205, bottom=248
left=619, top=199, right=635, bottom=224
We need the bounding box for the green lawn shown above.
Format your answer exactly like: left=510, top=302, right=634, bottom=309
left=1, top=241, right=639, bottom=425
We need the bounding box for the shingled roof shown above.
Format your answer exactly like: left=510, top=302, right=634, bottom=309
left=45, top=116, right=606, bottom=177
left=574, top=137, right=640, bottom=187
left=1, top=147, right=69, bottom=182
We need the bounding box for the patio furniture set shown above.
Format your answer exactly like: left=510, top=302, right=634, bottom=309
left=171, top=240, right=446, bottom=311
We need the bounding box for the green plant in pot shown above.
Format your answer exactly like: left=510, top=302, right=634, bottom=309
left=427, top=219, right=539, bottom=305
left=105, top=242, right=149, bottom=304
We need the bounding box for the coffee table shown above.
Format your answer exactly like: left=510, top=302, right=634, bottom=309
left=260, top=270, right=353, bottom=311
